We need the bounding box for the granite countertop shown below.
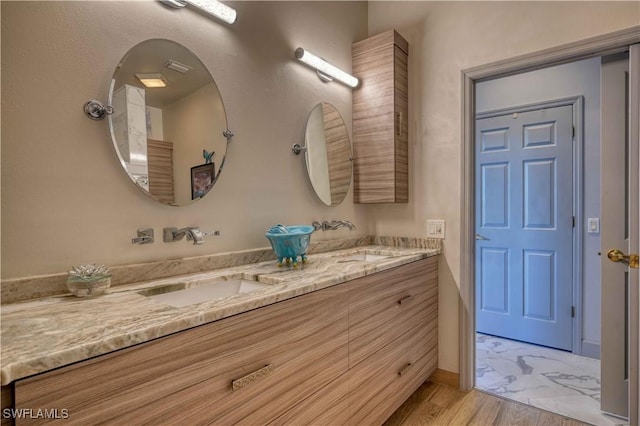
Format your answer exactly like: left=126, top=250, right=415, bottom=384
left=0, top=244, right=439, bottom=385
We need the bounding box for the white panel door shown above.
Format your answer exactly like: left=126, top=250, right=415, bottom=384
left=476, top=105, right=574, bottom=350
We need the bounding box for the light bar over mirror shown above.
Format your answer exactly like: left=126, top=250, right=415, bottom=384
left=294, top=47, right=359, bottom=88
left=159, top=0, right=237, bottom=25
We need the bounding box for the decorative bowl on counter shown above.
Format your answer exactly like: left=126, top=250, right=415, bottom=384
left=66, top=264, right=112, bottom=297
left=265, top=224, right=315, bottom=267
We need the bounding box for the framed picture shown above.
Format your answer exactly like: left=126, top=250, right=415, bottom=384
left=191, top=163, right=215, bottom=200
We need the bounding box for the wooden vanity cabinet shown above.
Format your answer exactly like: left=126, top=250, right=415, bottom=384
left=12, top=257, right=438, bottom=426
left=352, top=30, right=409, bottom=204
left=13, top=285, right=349, bottom=425
left=272, top=257, right=438, bottom=426
left=348, top=256, right=438, bottom=424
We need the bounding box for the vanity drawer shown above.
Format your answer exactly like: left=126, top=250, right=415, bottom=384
left=14, top=284, right=349, bottom=425
left=348, top=319, right=438, bottom=425
left=269, top=372, right=349, bottom=426
left=348, top=257, right=438, bottom=367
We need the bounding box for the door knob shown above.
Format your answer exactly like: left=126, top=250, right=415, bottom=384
left=475, top=233, right=491, bottom=241
left=607, top=249, right=639, bottom=269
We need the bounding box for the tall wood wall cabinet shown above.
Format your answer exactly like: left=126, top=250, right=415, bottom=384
left=352, top=30, right=409, bottom=204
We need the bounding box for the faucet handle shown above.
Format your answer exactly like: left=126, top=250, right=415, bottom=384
left=185, top=229, right=219, bottom=244
left=185, top=228, right=205, bottom=244
left=132, top=228, right=154, bottom=245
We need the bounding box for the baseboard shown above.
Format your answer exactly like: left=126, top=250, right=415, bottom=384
left=429, top=368, right=459, bottom=388
left=581, top=341, right=601, bottom=360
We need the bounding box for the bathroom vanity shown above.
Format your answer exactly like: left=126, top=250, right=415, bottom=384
left=1, top=243, right=438, bottom=425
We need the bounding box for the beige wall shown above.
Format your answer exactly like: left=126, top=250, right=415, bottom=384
left=1, top=1, right=368, bottom=279
left=368, top=1, right=640, bottom=373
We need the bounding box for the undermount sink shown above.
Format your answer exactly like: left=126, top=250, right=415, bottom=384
left=337, top=251, right=393, bottom=263
left=139, top=277, right=269, bottom=308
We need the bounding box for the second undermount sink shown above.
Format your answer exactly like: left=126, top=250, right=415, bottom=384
left=337, top=251, right=393, bottom=263
left=139, top=277, right=269, bottom=308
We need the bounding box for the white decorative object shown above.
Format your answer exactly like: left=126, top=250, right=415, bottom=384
left=67, top=264, right=112, bottom=297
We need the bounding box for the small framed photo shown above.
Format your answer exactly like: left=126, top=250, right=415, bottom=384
left=191, top=163, right=215, bottom=200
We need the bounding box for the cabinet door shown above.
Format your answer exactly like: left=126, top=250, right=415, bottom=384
left=348, top=315, right=438, bottom=425
left=348, top=257, right=438, bottom=425
left=352, top=30, right=409, bottom=204
left=349, top=257, right=437, bottom=368
left=270, top=373, right=349, bottom=426
left=14, top=285, right=348, bottom=425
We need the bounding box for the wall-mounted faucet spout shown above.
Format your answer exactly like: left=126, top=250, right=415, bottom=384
left=163, top=227, right=208, bottom=245
left=312, top=220, right=356, bottom=231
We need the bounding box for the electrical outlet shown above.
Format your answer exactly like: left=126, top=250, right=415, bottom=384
left=426, top=219, right=445, bottom=239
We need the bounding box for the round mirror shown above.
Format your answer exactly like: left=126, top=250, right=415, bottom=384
left=304, top=102, right=352, bottom=206
left=108, top=39, right=228, bottom=206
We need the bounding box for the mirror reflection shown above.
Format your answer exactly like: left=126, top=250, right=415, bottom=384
left=304, top=102, right=352, bottom=206
left=109, top=39, right=228, bottom=206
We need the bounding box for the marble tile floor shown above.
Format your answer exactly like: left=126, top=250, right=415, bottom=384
left=476, top=333, right=627, bottom=426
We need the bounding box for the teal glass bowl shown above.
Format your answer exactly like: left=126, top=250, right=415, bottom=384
left=265, top=225, right=315, bottom=267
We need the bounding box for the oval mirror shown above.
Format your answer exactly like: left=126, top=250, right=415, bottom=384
left=108, top=39, right=229, bottom=206
left=304, top=103, right=352, bottom=206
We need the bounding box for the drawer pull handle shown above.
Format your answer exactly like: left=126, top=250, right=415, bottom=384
left=398, top=295, right=413, bottom=305
left=232, top=364, right=275, bottom=391
left=398, top=363, right=413, bottom=377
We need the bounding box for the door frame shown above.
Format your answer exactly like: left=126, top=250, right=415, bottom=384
left=459, top=24, right=640, bottom=422
left=476, top=96, right=584, bottom=354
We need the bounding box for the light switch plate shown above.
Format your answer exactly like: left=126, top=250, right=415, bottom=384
left=587, top=218, right=600, bottom=234
left=426, top=219, right=445, bottom=239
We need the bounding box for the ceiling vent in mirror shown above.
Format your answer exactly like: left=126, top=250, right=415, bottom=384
left=159, top=0, right=237, bottom=25
left=165, top=60, right=192, bottom=74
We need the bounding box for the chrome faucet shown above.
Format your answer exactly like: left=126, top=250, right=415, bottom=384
left=312, top=220, right=356, bottom=231
left=163, top=227, right=213, bottom=245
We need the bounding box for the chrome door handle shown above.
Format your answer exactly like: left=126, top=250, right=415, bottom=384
left=607, top=249, right=639, bottom=269
left=475, top=233, right=490, bottom=241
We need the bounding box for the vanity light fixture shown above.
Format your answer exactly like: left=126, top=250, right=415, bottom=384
left=159, top=0, right=237, bottom=25
left=136, top=73, right=168, bottom=88
left=294, top=47, right=359, bottom=88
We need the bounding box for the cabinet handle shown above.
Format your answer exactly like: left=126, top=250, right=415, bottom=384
left=397, top=295, right=413, bottom=305
left=398, top=362, right=412, bottom=377
left=232, top=364, right=275, bottom=391
left=396, top=111, right=403, bottom=136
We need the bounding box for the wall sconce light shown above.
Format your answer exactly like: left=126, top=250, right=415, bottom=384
left=295, top=47, right=359, bottom=88
left=159, top=0, right=237, bottom=24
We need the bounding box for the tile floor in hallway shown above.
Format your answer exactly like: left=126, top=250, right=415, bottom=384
left=476, top=333, right=627, bottom=426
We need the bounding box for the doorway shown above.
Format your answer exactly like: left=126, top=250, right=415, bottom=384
left=459, top=26, right=640, bottom=426
left=473, top=59, right=608, bottom=425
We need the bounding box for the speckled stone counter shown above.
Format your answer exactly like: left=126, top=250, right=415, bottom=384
left=1, top=242, right=440, bottom=386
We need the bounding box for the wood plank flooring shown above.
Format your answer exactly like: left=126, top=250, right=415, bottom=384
left=384, top=381, right=588, bottom=426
